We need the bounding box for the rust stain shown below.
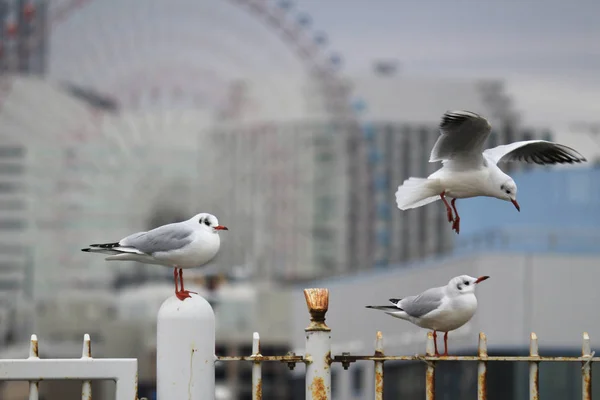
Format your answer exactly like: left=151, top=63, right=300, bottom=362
left=425, top=365, right=435, bottom=400
left=530, top=365, right=539, bottom=400
left=304, top=288, right=329, bottom=312
left=477, top=368, right=486, bottom=399
left=310, top=377, right=327, bottom=400
left=304, top=288, right=331, bottom=331
left=32, top=340, right=38, bottom=357
left=374, top=365, right=383, bottom=399
left=83, top=383, right=92, bottom=400
left=582, top=371, right=591, bottom=400
left=188, top=348, right=195, bottom=400
left=254, top=378, right=262, bottom=400
left=324, top=351, right=331, bottom=367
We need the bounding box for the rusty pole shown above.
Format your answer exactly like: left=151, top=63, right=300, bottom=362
left=374, top=331, right=384, bottom=400
left=529, top=332, right=539, bottom=400
left=425, top=332, right=436, bottom=400
left=27, top=334, right=39, bottom=400
left=477, top=332, right=488, bottom=400
left=252, top=332, right=263, bottom=400
left=304, top=288, right=331, bottom=400
left=582, top=332, right=592, bottom=400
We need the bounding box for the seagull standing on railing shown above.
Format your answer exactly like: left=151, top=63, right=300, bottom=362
left=81, top=212, right=228, bottom=301
left=366, top=275, right=490, bottom=356
left=395, top=110, right=586, bottom=234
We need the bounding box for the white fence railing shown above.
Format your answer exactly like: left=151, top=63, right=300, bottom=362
left=0, top=287, right=596, bottom=399
left=0, top=333, right=137, bottom=400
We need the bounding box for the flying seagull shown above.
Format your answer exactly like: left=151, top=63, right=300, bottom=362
left=395, top=110, right=586, bottom=233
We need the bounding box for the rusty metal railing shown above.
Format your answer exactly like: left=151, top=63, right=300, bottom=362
left=217, top=288, right=597, bottom=400
left=1, top=287, right=593, bottom=399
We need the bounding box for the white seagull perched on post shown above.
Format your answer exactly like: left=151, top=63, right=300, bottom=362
left=82, top=212, right=228, bottom=301
left=366, top=275, right=489, bottom=356
left=395, top=110, right=586, bottom=233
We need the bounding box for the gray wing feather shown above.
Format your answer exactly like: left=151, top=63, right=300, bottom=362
left=120, top=223, right=194, bottom=255
left=399, top=287, right=444, bottom=318
left=429, top=111, right=491, bottom=162
left=483, top=140, right=586, bottom=165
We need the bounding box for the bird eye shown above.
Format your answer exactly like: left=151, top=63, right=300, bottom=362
left=204, top=219, right=211, bottom=226
left=464, top=281, right=470, bottom=286
left=505, top=189, right=511, bottom=194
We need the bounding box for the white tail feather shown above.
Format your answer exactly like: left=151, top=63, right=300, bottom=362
left=104, top=253, right=163, bottom=264
left=395, top=177, right=442, bottom=210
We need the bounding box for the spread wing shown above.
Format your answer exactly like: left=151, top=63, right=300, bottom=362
left=399, top=287, right=445, bottom=318
left=483, top=140, right=586, bottom=165
left=120, top=223, right=194, bottom=255
left=429, top=110, right=492, bottom=163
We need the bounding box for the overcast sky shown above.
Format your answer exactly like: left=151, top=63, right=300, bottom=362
left=293, top=0, right=600, bottom=132
left=49, top=0, right=600, bottom=151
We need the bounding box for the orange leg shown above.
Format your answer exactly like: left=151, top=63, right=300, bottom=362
left=173, top=268, right=179, bottom=293
left=432, top=330, right=440, bottom=356
left=451, top=198, right=460, bottom=234
left=443, top=332, right=449, bottom=356
left=440, top=192, right=454, bottom=223
left=175, top=268, right=197, bottom=301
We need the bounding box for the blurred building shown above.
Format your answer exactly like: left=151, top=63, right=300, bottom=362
left=288, top=166, right=600, bottom=400
left=0, top=143, right=28, bottom=308
left=207, top=74, right=553, bottom=283
left=454, top=166, right=600, bottom=252
left=0, top=0, right=48, bottom=75
left=0, top=76, right=118, bottom=338
left=114, top=74, right=553, bottom=286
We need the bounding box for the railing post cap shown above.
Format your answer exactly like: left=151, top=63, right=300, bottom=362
left=303, top=288, right=330, bottom=331
left=158, top=294, right=215, bottom=321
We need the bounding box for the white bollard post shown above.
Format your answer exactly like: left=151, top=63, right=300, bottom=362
left=157, top=294, right=216, bottom=400
left=303, top=288, right=331, bottom=400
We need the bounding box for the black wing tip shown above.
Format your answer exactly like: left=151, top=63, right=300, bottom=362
left=440, top=110, right=486, bottom=129
left=515, top=142, right=588, bottom=165
left=366, top=305, right=401, bottom=311
left=90, top=242, right=120, bottom=249
left=442, top=110, right=481, bottom=120
left=81, top=248, right=91, bottom=252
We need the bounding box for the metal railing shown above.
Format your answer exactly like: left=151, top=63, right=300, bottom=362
left=0, top=287, right=596, bottom=399
left=218, top=288, right=596, bottom=400
left=0, top=333, right=137, bottom=400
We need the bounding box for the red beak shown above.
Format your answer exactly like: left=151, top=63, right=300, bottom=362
left=475, top=276, right=490, bottom=284
left=214, top=225, right=228, bottom=231
left=511, top=199, right=520, bottom=212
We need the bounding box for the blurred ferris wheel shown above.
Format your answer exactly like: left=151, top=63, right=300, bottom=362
left=0, top=0, right=374, bottom=284
left=46, top=0, right=353, bottom=117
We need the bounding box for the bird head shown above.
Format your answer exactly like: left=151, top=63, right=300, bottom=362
left=193, top=213, right=228, bottom=233
left=448, top=275, right=489, bottom=295
left=497, top=178, right=520, bottom=211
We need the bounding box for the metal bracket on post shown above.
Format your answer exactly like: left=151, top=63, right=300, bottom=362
left=304, top=288, right=331, bottom=400
left=157, top=294, right=216, bottom=400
